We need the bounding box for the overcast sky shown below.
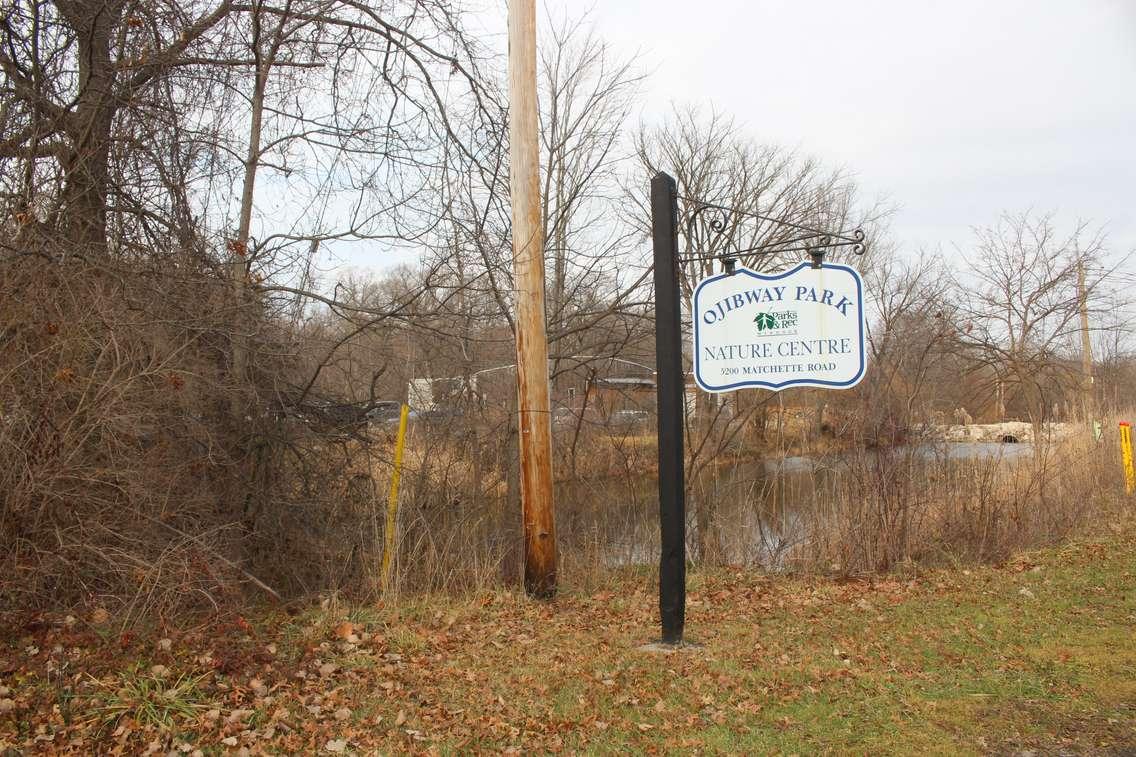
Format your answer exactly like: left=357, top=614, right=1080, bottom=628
left=325, top=1, right=1135, bottom=276
left=537, top=0, right=1136, bottom=260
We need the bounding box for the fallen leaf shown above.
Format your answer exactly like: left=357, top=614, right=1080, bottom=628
left=226, top=709, right=254, bottom=725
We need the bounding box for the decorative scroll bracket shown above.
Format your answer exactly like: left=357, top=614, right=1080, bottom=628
left=681, top=197, right=867, bottom=274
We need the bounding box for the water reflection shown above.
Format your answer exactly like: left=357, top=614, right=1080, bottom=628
left=597, top=441, right=1033, bottom=569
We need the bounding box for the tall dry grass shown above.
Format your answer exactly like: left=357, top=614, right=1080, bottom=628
left=783, top=426, right=1127, bottom=575
left=375, top=418, right=1131, bottom=598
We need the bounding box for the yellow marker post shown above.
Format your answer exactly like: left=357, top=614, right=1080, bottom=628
left=1120, top=422, right=1135, bottom=495
left=381, top=404, right=410, bottom=594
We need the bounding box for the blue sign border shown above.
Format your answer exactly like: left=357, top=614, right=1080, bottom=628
left=692, top=261, right=867, bottom=393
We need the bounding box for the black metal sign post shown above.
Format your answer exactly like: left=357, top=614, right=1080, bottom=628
left=648, top=172, right=867, bottom=647
left=651, top=171, right=685, bottom=646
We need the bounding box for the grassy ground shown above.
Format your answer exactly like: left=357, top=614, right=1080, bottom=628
left=2, top=527, right=1134, bottom=755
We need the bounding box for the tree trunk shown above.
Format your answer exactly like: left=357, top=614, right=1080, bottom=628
left=57, top=0, right=125, bottom=252
left=229, top=19, right=272, bottom=412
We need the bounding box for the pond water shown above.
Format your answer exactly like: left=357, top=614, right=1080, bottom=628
left=595, top=441, right=1033, bottom=569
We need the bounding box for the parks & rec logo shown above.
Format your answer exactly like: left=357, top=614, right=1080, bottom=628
left=753, top=310, right=797, bottom=333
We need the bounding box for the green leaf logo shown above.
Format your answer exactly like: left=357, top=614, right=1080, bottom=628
left=754, top=312, right=777, bottom=331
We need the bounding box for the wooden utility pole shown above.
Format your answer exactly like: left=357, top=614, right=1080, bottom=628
left=1077, top=259, right=1094, bottom=422
left=508, top=0, right=557, bottom=598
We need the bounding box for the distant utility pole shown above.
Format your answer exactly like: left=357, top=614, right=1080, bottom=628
left=1078, top=258, right=1094, bottom=423
left=508, top=0, right=557, bottom=598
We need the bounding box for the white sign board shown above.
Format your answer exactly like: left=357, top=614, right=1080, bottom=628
left=692, top=262, right=867, bottom=393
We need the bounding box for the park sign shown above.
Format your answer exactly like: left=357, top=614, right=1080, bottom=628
left=692, top=261, right=867, bottom=392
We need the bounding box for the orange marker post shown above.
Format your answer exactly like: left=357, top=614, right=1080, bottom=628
left=381, top=404, right=410, bottom=594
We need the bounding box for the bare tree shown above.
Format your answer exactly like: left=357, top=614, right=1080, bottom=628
left=0, top=0, right=517, bottom=616
left=0, top=0, right=239, bottom=252
left=953, top=212, right=1117, bottom=428
left=858, top=250, right=956, bottom=439
left=538, top=15, right=646, bottom=373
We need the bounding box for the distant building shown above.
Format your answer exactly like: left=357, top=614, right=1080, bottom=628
left=406, top=376, right=478, bottom=412
left=590, top=376, right=656, bottom=417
